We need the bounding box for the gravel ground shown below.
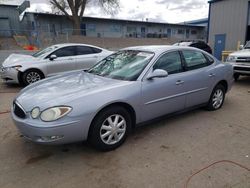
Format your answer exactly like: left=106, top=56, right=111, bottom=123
left=0, top=73, right=249, bottom=187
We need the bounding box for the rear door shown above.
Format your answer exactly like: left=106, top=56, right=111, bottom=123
left=75, top=46, right=102, bottom=69
left=46, top=46, right=77, bottom=76
left=180, top=50, right=215, bottom=108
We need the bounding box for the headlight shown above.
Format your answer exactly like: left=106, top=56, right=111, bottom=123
left=4, top=65, right=22, bottom=71
left=227, top=56, right=237, bottom=62
left=40, top=106, right=72, bottom=122
left=31, top=107, right=40, bottom=119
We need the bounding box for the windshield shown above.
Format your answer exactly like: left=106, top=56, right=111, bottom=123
left=245, top=41, right=250, bottom=49
left=88, top=50, right=154, bottom=81
left=32, top=46, right=58, bottom=58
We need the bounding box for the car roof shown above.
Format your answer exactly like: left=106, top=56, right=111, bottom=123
left=51, top=43, right=103, bottom=49
left=121, top=45, right=199, bottom=54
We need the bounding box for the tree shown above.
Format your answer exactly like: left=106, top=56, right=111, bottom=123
left=50, top=0, right=119, bottom=35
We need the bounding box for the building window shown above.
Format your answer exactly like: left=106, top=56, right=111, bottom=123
left=87, top=24, right=96, bottom=32
left=127, top=26, right=137, bottom=37
left=191, top=30, right=197, bottom=35
left=177, top=29, right=184, bottom=35
left=127, top=26, right=136, bottom=33
left=110, top=24, right=121, bottom=32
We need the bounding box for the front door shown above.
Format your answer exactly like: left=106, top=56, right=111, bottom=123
left=141, top=51, right=186, bottom=122
left=46, top=46, right=76, bottom=76
left=214, top=34, right=226, bottom=60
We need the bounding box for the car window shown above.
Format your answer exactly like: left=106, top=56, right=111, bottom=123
left=91, top=47, right=102, bottom=53
left=182, top=50, right=209, bottom=70
left=204, top=54, right=214, bottom=65
left=153, top=51, right=183, bottom=74
left=88, top=50, right=154, bottom=81
left=76, top=46, right=95, bottom=55
left=51, top=46, right=76, bottom=57
left=32, top=46, right=58, bottom=58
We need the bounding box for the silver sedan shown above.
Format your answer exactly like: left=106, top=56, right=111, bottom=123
left=0, top=43, right=112, bottom=86
left=11, top=45, right=234, bottom=151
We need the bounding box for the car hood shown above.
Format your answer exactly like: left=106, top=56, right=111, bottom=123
left=2, top=53, right=38, bottom=67
left=230, top=49, right=250, bottom=57
left=16, top=71, right=130, bottom=111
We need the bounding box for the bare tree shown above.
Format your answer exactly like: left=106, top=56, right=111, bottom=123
left=50, top=0, right=119, bottom=35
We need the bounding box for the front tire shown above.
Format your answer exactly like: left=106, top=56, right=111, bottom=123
left=88, top=106, right=132, bottom=151
left=234, top=73, right=240, bottom=81
left=22, top=69, right=43, bottom=86
left=206, top=84, right=226, bottom=111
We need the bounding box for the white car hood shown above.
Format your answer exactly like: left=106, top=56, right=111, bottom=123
left=230, top=49, right=250, bottom=57
left=2, top=54, right=38, bottom=67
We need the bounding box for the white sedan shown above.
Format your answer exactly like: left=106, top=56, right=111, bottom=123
left=0, top=43, right=113, bottom=85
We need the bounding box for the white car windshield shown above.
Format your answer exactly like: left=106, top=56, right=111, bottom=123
left=88, top=50, right=154, bottom=81
left=32, top=46, right=58, bottom=58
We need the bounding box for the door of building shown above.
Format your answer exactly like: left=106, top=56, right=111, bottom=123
left=80, top=23, right=86, bottom=36
left=214, top=34, right=226, bottom=60
left=141, top=27, right=146, bottom=38
left=0, top=18, right=11, bottom=37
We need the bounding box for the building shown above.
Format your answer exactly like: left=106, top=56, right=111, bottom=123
left=208, top=0, right=250, bottom=60
left=22, top=12, right=206, bottom=39
left=0, top=1, right=30, bottom=37
left=0, top=2, right=206, bottom=44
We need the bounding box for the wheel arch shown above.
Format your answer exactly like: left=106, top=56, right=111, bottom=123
left=87, top=102, right=137, bottom=139
left=18, top=68, right=45, bottom=84
left=216, top=80, right=228, bottom=92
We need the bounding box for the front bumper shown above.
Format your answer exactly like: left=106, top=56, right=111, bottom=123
left=229, top=62, right=250, bottom=75
left=11, top=109, right=88, bottom=145
left=0, top=67, right=19, bottom=83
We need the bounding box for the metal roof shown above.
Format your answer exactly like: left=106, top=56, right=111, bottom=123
left=208, top=0, right=225, bottom=3
left=26, top=12, right=204, bottom=28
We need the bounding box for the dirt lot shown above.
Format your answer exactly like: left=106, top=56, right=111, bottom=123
left=0, top=77, right=249, bottom=188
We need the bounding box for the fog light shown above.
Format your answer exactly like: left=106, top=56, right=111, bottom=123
left=31, top=107, right=40, bottom=119
left=40, top=135, right=64, bottom=141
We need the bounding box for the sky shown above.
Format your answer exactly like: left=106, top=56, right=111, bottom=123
left=2, top=0, right=209, bottom=23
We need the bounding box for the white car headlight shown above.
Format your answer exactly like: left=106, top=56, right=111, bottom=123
left=4, top=65, right=22, bottom=71
left=31, top=107, right=40, bottom=119
left=40, top=106, right=72, bottom=122
left=227, top=56, right=237, bottom=62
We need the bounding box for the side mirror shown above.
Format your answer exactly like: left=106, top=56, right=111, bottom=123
left=239, top=45, right=244, bottom=50
left=49, top=54, right=57, bottom=61
left=147, top=69, right=168, bottom=80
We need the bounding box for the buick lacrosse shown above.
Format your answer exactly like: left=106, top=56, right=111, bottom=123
left=12, top=45, right=234, bottom=151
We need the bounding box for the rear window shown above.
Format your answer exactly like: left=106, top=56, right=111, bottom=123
left=182, top=50, right=209, bottom=70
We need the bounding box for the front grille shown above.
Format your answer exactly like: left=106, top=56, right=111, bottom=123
left=236, top=57, right=250, bottom=63
left=13, top=101, right=26, bottom=119
left=234, top=66, right=250, bottom=72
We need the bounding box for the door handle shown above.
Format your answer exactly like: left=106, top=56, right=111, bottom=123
left=93, top=55, right=98, bottom=58
left=209, top=73, right=215, bottom=77
left=176, top=80, right=184, bottom=85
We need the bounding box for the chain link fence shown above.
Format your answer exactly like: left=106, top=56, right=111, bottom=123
left=0, top=27, right=205, bottom=50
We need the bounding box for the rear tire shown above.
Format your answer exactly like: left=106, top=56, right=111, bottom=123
left=206, top=84, right=225, bottom=111
left=88, top=106, right=132, bottom=151
left=22, top=69, right=43, bottom=86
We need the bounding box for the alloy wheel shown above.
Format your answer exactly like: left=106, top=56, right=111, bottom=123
left=26, top=72, right=41, bottom=84
left=100, top=114, right=127, bottom=145
left=212, top=89, right=224, bottom=109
